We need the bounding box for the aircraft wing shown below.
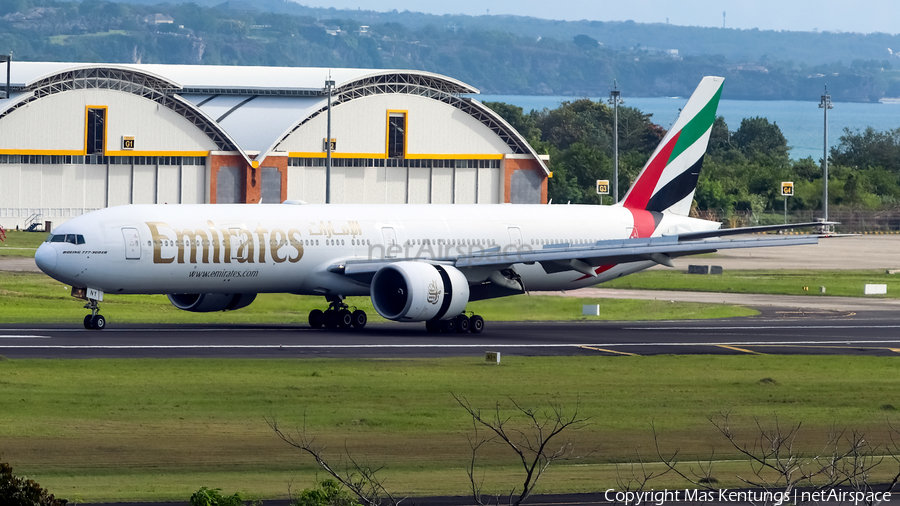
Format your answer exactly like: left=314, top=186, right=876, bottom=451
left=330, top=233, right=823, bottom=284
left=454, top=234, right=821, bottom=274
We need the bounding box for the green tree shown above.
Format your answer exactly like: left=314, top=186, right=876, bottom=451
left=830, top=126, right=900, bottom=175
left=482, top=101, right=542, bottom=145
left=731, top=116, right=789, bottom=160
left=0, top=461, right=67, bottom=506
left=535, top=98, right=611, bottom=151
left=573, top=34, right=599, bottom=50
left=706, top=116, right=733, bottom=158
left=554, top=142, right=611, bottom=204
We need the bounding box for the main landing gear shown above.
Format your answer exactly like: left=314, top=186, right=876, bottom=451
left=425, top=313, right=484, bottom=334
left=83, top=298, right=106, bottom=330
left=308, top=296, right=367, bottom=330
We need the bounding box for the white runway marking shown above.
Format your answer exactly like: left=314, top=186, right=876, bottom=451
left=0, top=335, right=50, bottom=339
left=627, top=325, right=900, bottom=330
left=0, top=328, right=267, bottom=333
left=3, top=323, right=900, bottom=334
left=2, top=339, right=900, bottom=349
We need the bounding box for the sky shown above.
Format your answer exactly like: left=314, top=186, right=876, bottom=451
left=295, top=0, right=900, bottom=34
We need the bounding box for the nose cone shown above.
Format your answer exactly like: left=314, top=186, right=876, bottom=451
left=34, top=244, right=58, bottom=274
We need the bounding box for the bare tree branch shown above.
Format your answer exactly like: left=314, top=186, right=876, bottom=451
left=452, top=394, right=590, bottom=506
left=652, top=421, right=716, bottom=490
left=266, top=416, right=403, bottom=506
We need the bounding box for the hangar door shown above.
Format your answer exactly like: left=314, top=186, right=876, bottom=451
left=261, top=167, right=281, bottom=204
left=217, top=167, right=244, bottom=204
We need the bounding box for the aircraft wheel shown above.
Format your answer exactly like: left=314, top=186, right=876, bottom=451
left=425, top=320, right=440, bottom=333
left=90, top=314, right=106, bottom=330
left=351, top=310, right=367, bottom=329
left=455, top=314, right=470, bottom=333
left=83, top=315, right=93, bottom=329
left=469, top=315, right=484, bottom=334
left=440, top=318, right=456, bottom=333
left=323, top=310, right=338, bottom=329
left=337, top=309, right=353, bottom=328
left=308, top=309, right=324, bottom=329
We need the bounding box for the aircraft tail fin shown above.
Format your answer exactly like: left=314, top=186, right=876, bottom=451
left=619, top=76, right=724, bottom=216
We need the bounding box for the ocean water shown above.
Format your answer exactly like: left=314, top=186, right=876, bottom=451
left=475, top=95, right=900, bottom=161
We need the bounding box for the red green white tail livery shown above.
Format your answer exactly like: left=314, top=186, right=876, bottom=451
left=621, top=76, right=724, bottom=216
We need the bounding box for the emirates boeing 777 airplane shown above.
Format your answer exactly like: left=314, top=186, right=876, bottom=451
left=34, top=77, right=826, bottom=332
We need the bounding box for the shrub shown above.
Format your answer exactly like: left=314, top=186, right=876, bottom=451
left=0, top=461, right=68, bottom=506
left=294, top=479, right=361, bottom=506
left=189, top=486, right=247, bottom=506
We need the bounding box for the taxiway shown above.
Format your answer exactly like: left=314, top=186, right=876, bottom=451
left=2, top=308, right=899, bottom=359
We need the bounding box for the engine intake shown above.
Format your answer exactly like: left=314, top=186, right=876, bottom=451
left=370, top=262, right=469, bottom=322
left=167, top=293, right=257, bottom=312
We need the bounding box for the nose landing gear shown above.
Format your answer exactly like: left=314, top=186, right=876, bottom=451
left=83, top=298, right=106, bottom=330
left=309, top=295, right=367, bottom=330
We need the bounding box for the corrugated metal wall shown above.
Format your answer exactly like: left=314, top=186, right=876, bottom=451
left=0, top=162, right=207, bottom=228
left=285, top=164, right=501, bottom=205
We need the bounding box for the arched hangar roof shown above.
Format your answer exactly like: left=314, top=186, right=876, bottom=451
left=3, top=62, right=549, bottom=174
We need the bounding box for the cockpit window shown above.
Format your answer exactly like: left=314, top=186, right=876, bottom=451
left=46, top=234, right=85, bottom=245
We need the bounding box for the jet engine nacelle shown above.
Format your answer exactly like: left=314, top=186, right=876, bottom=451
left=167, top=293, right=257, bottom=312
left=370, top=262, right=470, bottom=322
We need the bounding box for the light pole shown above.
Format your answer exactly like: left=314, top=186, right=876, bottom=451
left=819, top=85, right=833, bottom=222
left=1, top=53, right=10, bottom=100
left=608, top=81, right=624, bottom=203
left=325, top=78, right=335, bottom=204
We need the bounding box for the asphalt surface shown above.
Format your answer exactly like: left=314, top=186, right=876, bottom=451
left=3, top=307, right=900, bottom=358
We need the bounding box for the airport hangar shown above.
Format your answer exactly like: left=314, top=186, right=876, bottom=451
left=0, top=62, right=550, bottom=230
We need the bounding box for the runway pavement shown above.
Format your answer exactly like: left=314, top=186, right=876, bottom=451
left=3, top=307, right=900, bottom=358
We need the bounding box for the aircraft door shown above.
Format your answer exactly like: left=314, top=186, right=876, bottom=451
left=122, top=228, right=141, bottom=260
left=382, top=227, right=398, bottom=258
left=507, top=227, right=523, bottom=247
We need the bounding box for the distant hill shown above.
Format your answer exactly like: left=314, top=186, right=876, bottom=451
left=110, top=0, right=900, bottom=66
left=1, top=0, right=898, bottom=101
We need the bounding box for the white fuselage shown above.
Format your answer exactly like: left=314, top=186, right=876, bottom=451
left=35, top=203, right=721, bottom=297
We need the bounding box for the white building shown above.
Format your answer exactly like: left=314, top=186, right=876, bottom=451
left=0, top=62, right=549, bottom=229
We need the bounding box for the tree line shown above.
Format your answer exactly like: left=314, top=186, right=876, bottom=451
left=483, top=99, right=900, bottom=216
left=0, top=0, right=898, bottom=100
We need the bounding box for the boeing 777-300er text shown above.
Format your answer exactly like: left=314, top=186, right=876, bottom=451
left=35, top=77, right=828, bottom=332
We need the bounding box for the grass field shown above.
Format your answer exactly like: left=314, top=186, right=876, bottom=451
left=603, top=268, right=900, bottom=298
left=2, top=356, right=900, bottom=502
left=0, top=230, right=45, bottom=258
left=0, top=271, right=756, bottom=324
